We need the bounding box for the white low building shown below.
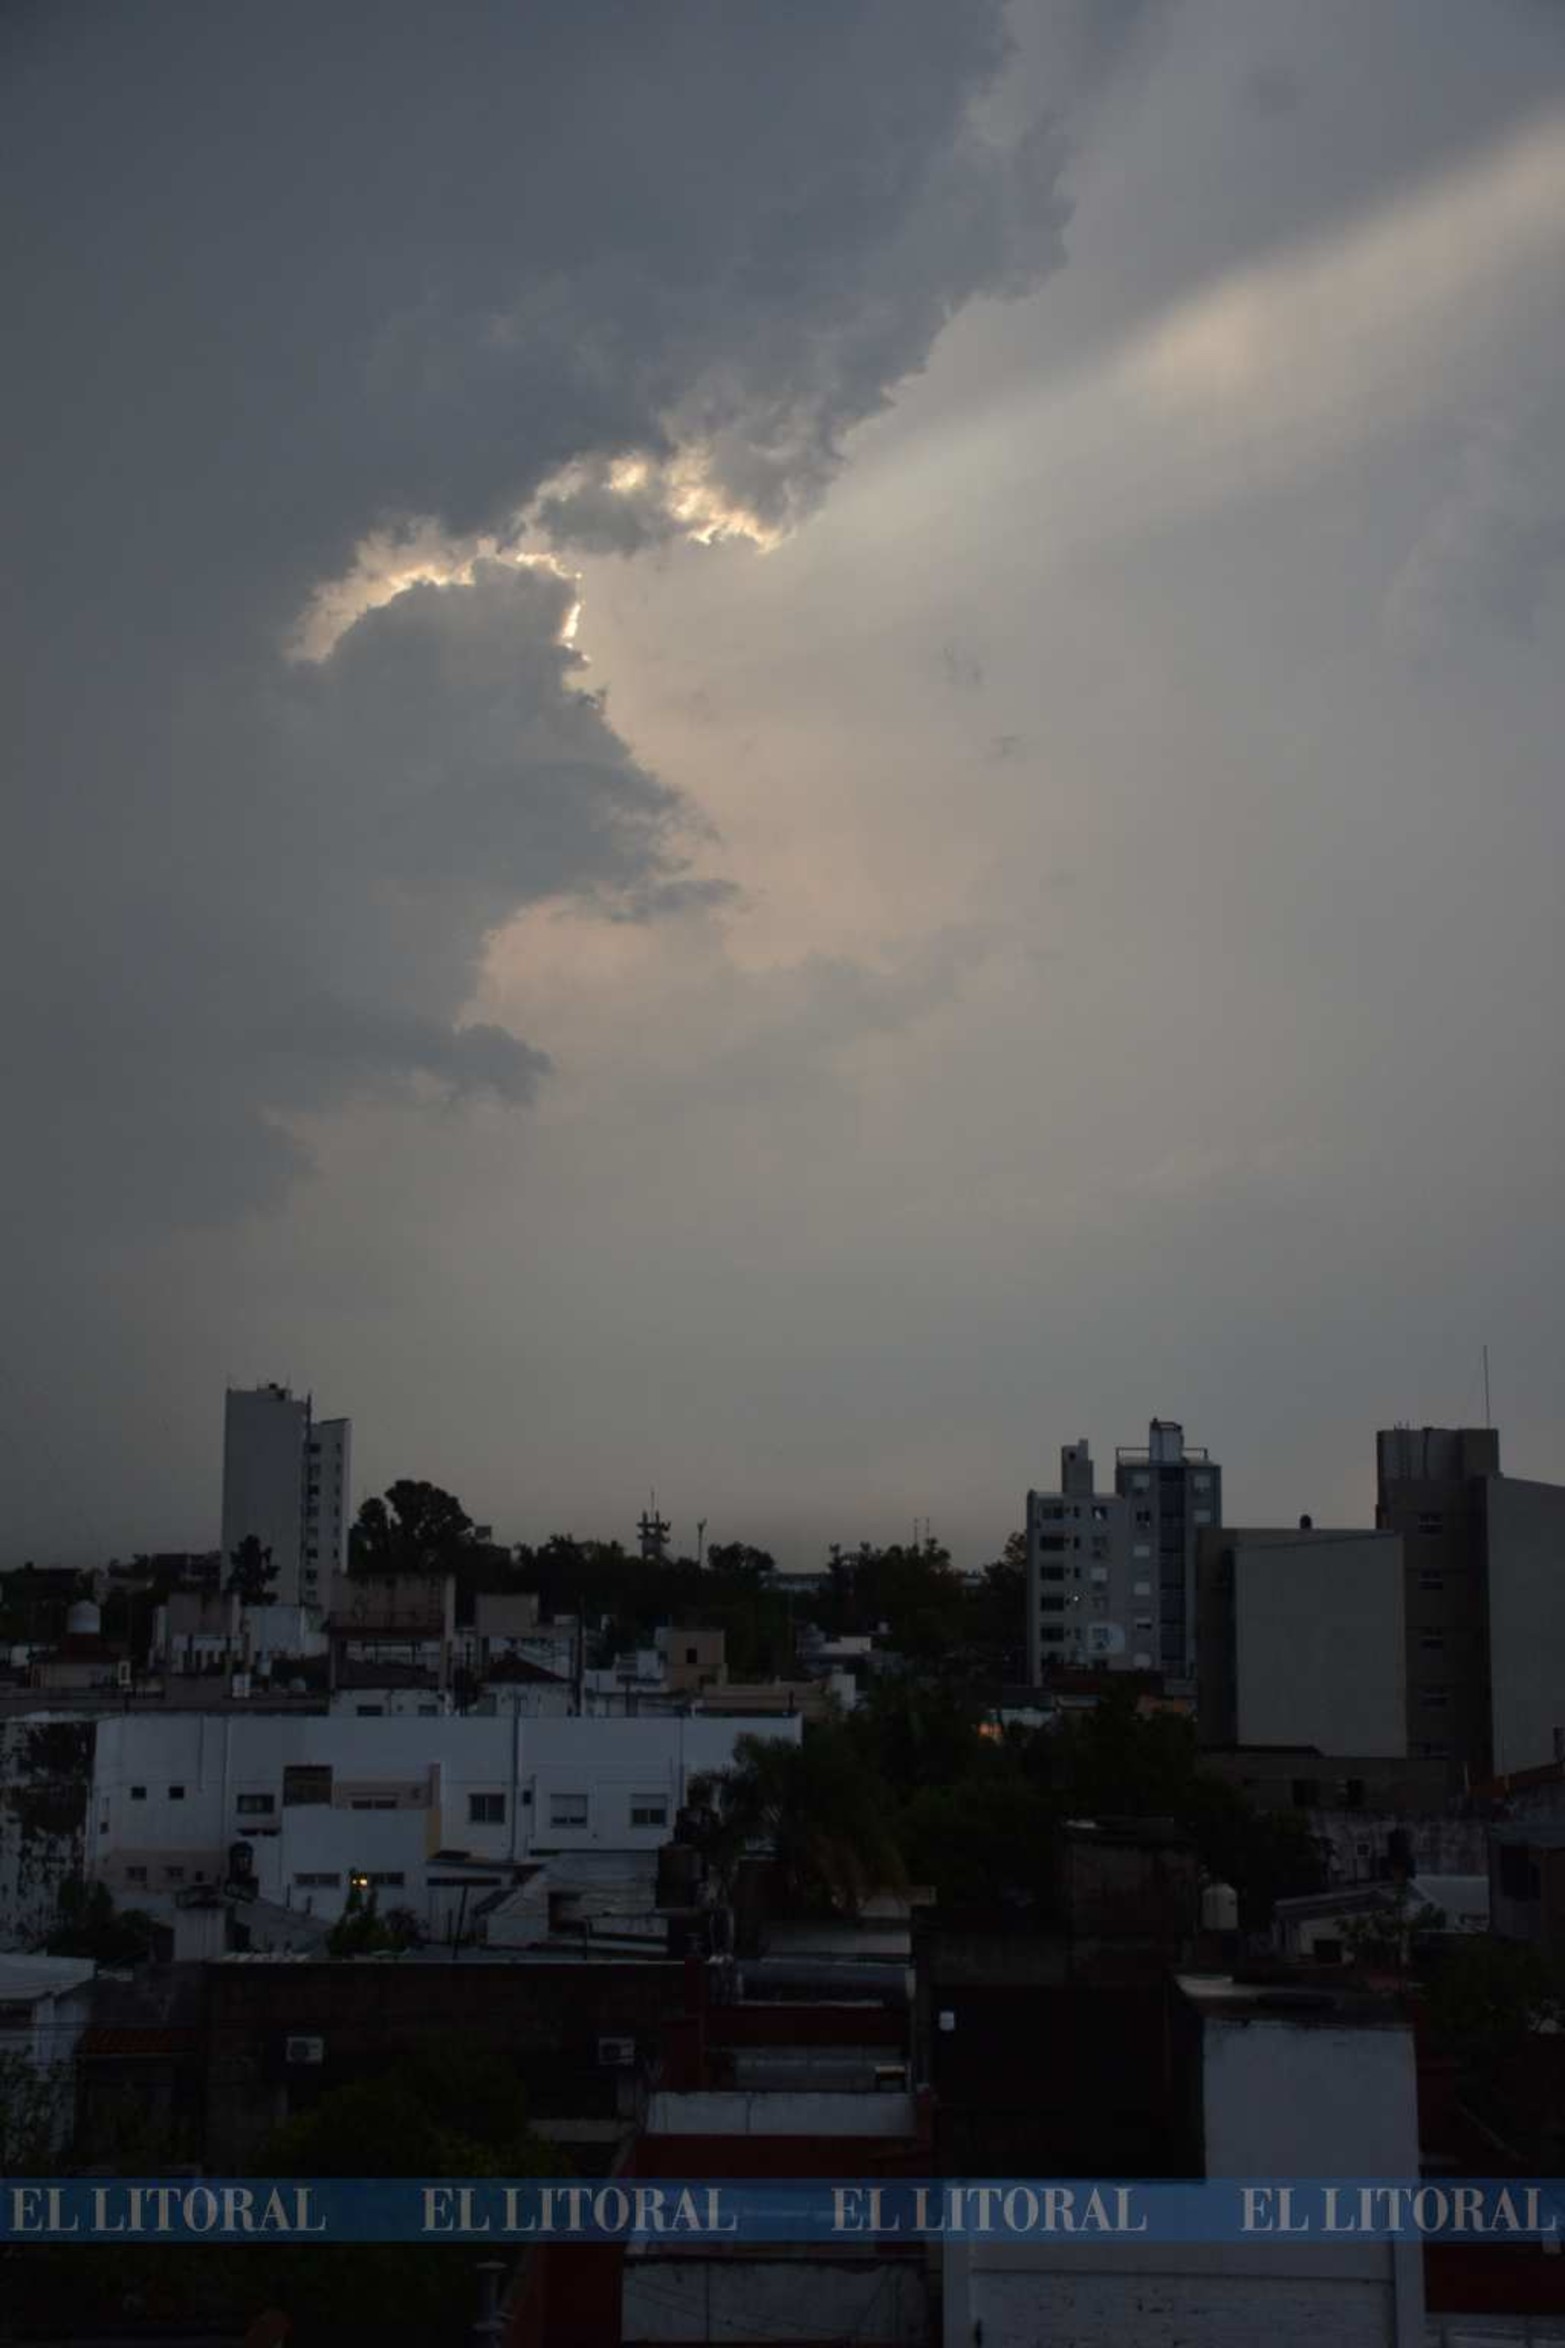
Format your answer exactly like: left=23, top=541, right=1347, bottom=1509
left=84, top=1711, right=799, bottom=1931
left=945, top=1976, right=1425, bottom=2348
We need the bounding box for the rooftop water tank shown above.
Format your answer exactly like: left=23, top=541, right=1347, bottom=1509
left=67, top=1599, right=102, bottom=1636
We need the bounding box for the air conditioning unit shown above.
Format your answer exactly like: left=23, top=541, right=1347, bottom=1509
left=597, top=2036, right=635, bottom=2068
left=284, top=2036, right=325, bottom=2066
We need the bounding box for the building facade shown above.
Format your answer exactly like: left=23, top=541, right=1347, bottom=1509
left=83, top=1711, right=803, bottom=1932
left=220, top=1384, right=351, bottom=1611
left=1376, top=1427, right=1565, bottom=1787
left=1025, top=1444, right=1140, bottom=1682
left=1114, top=1419, right=1221, bottom=1682
left=1196, top=1526, right=1407, bottom=1758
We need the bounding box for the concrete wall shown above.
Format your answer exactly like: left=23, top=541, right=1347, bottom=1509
left=623, top=2255, right=923, bottom=2342
left=221, top=1388, right=307, bottom=1605
left=1199, top=2010, right=1418, bottom=2177
left=1229, top=1531, right=1406, bottom=1758
left=1484, top=1475, right=1565, bottom=1777
left=948, top=2241, right=1410, bottom=2348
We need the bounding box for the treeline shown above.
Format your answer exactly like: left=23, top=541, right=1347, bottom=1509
left=345, top=1478, right=1026, bottom=1682
left=691, top=1682, right=1326, bottom=1931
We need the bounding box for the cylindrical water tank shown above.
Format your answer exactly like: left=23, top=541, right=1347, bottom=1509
left=67, top=1599, right=102, bottom=1636
left=1201, top=1881, right=1239, bottom=1933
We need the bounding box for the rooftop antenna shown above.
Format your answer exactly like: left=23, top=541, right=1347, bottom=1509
left=1482, top=1344, right=1492, bottom=1431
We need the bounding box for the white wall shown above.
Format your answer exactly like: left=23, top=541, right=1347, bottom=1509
left=625, top=2257, right=922, bottom=2343
left=86, top=1711, right=800, bottom=1918
left=1199, top=2010, right=1419, bottom=2177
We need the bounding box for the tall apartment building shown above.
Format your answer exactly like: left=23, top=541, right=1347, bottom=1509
left=1024, top=1421, right=1219, bottom=1683
left=220, top=1384, right=351, bottom=1611
left=1113, top=1419, right=1221, bottom=1682
left=1025, top=1444, right=1138, bottom=1681
left=1376, top=1426, right=1565, bottom=1788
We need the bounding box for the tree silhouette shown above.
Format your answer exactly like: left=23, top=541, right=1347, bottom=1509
left=226, top=1534, right=277, bottom=1605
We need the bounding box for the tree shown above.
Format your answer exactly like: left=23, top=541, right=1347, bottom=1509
left=46, top=1879, right=161, bottom=1965
left=349, top=1481, right=476, bottom=1577
left=226, top=1534, right=277, bottom=1606
left=325, top=1883, right=423, bottom=1957
left=0, top=2051, right=70, bottom=2170
left=689, top=1726, right=907, bottom=1916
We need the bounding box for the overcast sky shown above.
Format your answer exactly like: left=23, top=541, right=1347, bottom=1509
left=4, top=1, right=1562, bottom=1569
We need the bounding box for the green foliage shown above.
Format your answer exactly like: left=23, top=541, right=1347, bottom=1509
left=1424, top=1933, right=1565, bottom=2065
left=325, top=1884, right=424, bottom=1957
left=225, top=1532, right=278, bottom=1604
left=0, top=2051, right=70, bottom=2170
left=350, top=1480, right=477, bottom=1577
left=690, top=1725, right=908, bottom=1915
left=46, top=1877, right=161, bottom=1963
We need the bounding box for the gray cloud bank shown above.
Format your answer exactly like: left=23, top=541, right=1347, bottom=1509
left=2, top=0, right=1068, bottom=1239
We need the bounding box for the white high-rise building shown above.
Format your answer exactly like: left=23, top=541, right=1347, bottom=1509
left=221, top=1384, right=351, bottom=1611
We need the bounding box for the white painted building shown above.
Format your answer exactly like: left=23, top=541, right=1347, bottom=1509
left=221, top=1384, right=352, bottom=1610
left=946, top=1976, right=1424, bottom=2348
left=84, top=1711, right=801, bottom=1931
left=1026, top=1442, right=1142, bottom=1679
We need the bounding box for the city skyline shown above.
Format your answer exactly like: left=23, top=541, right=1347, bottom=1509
left=4, top=3, right=1562, bottom=1569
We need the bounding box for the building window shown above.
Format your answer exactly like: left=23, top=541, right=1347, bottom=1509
left=1417, top=1512, right=1444, bottom=1534
left=164, top=1866, right=186, bottom=1884
left=367, top=1872, right=404, bottom=1889
left=684, top=1647, right=699, bottom=1665
left=1418, top=1568, right=1445, bottom=1591
left=295, top=1872, right=341, bottom=1888
left=355, top=1705, right=385, bottom=1718
left=1037, top=1535, right=1068, bottom=1553
left=1132, top=1581, right=1151, bottom=1598
left=351, top=1797, right=395, bottom=1810
left=1040, top=1596, right=1065, bottom=1614
left=1039, top=1628, right=1064, bottom=1645
left=130, top=1786, right=147, bottom=1802
left=1419, top=1633, right=1445, bottom=1654
left=284, top=1765, right=332, bottom=1807
left=1193, top=1509, right=1212, bottom=1526
left=1133, top=1616, right=1153, bottom=1632
left=168, top=1785, right=185, bottom=1801
left=1291, top=1779, right=1321, bottom=1809
left=1420, top=1688, right=1449, bottom=1711
left=631, top=1800, right=668, bottom=1829
left=1417, top=1740, right=1451, bottom=1760
left=236, top=1793, right=275, bottom=1816
left=469, top=1793, right=505, bottom=1825
left=126, top=1866, right=148, bottom=1886
left=1133, top=1544, right=1151, bottom=1561
left=549, top=1793, right=588, bottom=1830
left=1040, top=1565, right=1066, bottom=1582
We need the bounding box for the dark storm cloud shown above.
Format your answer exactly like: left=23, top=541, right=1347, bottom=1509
left=0, top=1, right=1070, bottom=1236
